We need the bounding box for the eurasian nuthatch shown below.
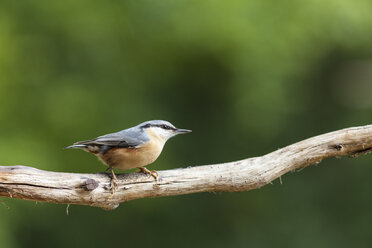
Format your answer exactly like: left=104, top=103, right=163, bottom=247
left=65, top=120, right=191, bottom=192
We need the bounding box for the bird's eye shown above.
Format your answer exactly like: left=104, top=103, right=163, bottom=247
left=161, top=125, right=168, bottom=129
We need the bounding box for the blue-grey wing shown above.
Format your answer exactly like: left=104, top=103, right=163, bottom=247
left=75, top=128, right=149, bottom=148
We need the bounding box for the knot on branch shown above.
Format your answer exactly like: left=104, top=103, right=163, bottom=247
left=81, top=178, right=99, bottom=191
left=331, top=144, right=344, bottom=151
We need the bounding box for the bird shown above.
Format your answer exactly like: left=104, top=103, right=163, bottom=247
left=65, top=120, right=192, bottom=193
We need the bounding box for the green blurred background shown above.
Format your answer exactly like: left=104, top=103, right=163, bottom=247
left=1, top=0, right=372, bottom=247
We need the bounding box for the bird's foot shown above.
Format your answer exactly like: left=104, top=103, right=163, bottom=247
left=109, top=179, right=118, bottom=195
left=108, top=167, right=119, bottom=196
left=138, top=167, right=158, bottom=180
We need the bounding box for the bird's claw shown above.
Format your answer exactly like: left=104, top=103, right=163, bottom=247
left=108, top=167, right=119, bottom=196
left=138, top=167, right=158, bottom=180
left=109, top=179, right=119, bottom=195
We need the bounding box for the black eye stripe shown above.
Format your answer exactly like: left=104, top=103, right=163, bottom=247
left=140, top=124, right=151, bottom=129
left=159, top=124, right=171, bottom=130
left=140, top=123, right=175, bottom=130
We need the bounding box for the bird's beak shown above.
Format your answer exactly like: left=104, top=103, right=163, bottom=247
left=175, top=128, right=192, bottom=134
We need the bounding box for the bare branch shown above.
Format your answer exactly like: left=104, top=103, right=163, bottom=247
left=1, top=125, right=372, bottom=210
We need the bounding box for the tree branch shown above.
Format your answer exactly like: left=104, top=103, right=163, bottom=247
left=1, top=125, right=372, bottom=210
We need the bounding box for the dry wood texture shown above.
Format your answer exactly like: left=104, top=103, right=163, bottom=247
left=1, top=125, right=372, bottom=210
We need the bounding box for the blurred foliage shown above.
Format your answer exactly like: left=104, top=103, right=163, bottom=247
left=1, top=0, right=372, bottom=247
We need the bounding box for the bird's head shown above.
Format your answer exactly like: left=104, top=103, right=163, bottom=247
left=139, top=120, right=192, bottom=142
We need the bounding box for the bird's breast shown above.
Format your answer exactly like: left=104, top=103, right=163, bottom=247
left=98, top=139, right=164, bottom=170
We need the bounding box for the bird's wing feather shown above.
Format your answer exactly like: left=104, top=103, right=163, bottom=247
left=74, top=129, right=149, bottom=148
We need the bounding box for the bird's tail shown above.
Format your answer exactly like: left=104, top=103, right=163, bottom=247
left=64, top=139, right=95, bottom=149
left=64, top=144, right=87, bottom=149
